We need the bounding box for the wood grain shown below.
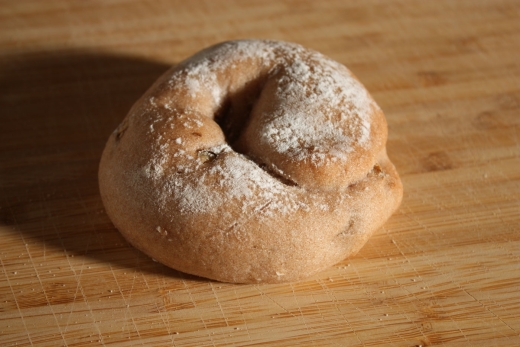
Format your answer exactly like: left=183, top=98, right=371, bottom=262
left=1, top=0, right=519, bottom=346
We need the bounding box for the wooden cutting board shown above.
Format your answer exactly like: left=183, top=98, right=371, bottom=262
left=1, top=1, right=519, bottom=346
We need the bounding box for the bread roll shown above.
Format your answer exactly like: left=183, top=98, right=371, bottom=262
left=99, top=40, right=403, bottom=283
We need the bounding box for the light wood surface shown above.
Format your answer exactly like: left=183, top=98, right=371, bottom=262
left=1, top=1, right=519, bottom=346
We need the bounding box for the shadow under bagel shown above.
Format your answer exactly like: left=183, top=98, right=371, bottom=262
left=0, top=49, right=210, bottom=282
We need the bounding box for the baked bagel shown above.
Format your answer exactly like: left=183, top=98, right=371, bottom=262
left=99, top=40, right=402, bottom=283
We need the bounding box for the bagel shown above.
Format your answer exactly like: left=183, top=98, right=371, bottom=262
left=98, top=39, right=403, bottom=283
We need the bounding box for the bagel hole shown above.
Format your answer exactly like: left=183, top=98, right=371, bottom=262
left=213, top=78, right=265, bottom=148
left=212, top=76, right=299, bottom=187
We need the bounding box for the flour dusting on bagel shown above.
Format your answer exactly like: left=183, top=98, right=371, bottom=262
left=99, top=40, right=402, bottom=283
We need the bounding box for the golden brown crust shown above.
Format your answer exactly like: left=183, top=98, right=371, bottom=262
left=98, top=40, right=403, bottom=283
